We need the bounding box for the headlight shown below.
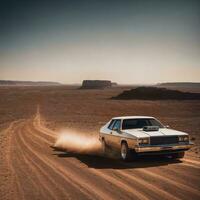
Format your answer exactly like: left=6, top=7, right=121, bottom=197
left=183, top=136, right=189, bottom=142
left=138, top=138, right=149, bottom=145
left=179, top=135, right=189, bottom=142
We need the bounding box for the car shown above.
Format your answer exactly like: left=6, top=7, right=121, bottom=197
left=99, top=116, right=193, bottom=161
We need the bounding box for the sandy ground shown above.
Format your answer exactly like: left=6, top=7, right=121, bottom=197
left=0, top=86, right=200, bottom=200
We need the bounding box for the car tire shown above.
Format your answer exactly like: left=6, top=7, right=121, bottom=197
left=121, top=142, right=136, bottom=162
left=171, top=152, right=185, bottom=159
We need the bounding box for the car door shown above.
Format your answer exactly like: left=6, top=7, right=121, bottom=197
left=107, top=119, right=121, bottom=149
left=102, top=119, right=115, bottom=145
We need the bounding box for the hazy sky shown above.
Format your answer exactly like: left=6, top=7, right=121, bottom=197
left=0, top=0, right=200, bottom=84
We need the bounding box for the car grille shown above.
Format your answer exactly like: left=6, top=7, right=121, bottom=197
left=150, top=136, right=179, bottom=145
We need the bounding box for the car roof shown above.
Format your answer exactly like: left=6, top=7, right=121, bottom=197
left=112, top=116, right=155, bottom=120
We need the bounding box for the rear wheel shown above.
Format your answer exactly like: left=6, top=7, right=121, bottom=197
left=171, top=152, right=185, bottom=159
left=121, top=142, right=136, bottom=162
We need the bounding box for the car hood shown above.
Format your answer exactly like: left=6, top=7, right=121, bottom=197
left=122, top=128, right=188, bottom=138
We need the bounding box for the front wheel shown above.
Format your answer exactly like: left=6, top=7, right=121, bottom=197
left=121, top=142, right=136, bottom=162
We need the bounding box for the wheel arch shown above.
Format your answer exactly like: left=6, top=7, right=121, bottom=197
left=121, top=139, right=128, bottom=146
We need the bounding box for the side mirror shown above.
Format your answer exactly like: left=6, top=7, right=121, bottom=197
left=113, top=127, right=120, bottom=132
left=165, top=125, right=170, bottom=128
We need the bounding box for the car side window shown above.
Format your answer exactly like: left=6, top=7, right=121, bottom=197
left=112, top=120, right=121, bottom=131
left=108, top=120, right=115, bottom=130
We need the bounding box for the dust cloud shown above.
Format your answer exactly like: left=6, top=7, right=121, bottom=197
left=54, top=129, right=102, bottom=155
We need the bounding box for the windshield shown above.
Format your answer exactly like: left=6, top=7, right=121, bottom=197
left=122, top=118, right=164, bottom=130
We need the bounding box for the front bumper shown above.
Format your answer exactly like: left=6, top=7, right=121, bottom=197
left=134, top=142, right=193, bottom=154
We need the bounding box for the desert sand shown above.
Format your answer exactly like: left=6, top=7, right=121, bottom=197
left=0, top=85, right=200, bottom=200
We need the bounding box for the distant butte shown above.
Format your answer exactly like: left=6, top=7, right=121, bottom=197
left=80, top=80, right=112, bottom=89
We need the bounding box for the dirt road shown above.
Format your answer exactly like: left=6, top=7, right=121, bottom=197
left=1, top=111, right=200, bottom=200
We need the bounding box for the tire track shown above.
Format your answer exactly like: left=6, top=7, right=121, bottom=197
left=145, top=165, right=200, bottom=190
left=13, top=125, right=58, bottom=200
left=1, top=120, right=24, bottom=200
left=17, top=125, right=96, bottom=200
left=132, top=168, right=200, bottom=199
left=13, top=126, right=48, bottom=199
left=17, top=122, right=117, bottom=200
left=8, top=121, right=26, bottom=200
left=115, top=170, right=180, bottom=200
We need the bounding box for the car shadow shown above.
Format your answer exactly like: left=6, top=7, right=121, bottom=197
left=51, top=146, right=182, bottom=169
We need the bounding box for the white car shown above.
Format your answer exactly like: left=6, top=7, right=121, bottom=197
left=99, top=116, right=193, bottom=161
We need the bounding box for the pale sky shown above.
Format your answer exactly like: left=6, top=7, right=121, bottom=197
left=0, top=0, right=200, bottom=84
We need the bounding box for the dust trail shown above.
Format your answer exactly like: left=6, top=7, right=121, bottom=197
left=54, top=129, right=102, bottom=155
